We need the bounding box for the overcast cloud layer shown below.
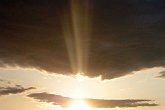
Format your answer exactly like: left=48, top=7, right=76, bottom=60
left=28, top=92, right=158, bottom=108
left=0, top=0, right=165, bottom=79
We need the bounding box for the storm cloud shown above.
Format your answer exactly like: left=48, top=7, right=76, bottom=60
left=28, top=92, right=158, bottom=108
left=0, top=0, right=165, bottom=79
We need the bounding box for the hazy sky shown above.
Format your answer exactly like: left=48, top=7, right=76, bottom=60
left=0, top=0, right=165, bottom=110
left=0, top=67, right=165, bottom=110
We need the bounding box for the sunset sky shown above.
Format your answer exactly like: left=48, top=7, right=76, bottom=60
left=0, top=0, right=165, bottom=110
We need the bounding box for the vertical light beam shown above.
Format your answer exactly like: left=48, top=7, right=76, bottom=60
left=63, top=0, right=91, bottom=75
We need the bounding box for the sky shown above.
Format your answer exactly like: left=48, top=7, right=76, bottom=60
left=0, top=0, right=165, bottom=110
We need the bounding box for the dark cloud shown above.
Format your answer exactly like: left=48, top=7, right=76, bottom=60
left=0, top=79, right=36, bottom=96
left=0, top=86, right=35, bottom=96
left=0, top=0, right=165, bottom=79
left=28, top=92, right=158, bottom=108
left=156, top=70, right=165, bottom=78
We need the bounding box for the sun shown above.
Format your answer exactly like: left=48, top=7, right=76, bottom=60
left=68, top=100, right=91, bottom=110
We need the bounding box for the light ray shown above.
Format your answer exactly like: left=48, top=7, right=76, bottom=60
left=63, top=0, right=91, bottom=75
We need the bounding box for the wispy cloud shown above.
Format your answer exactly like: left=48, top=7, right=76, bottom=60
left=0, top=86, right=35, bottom=96
left=156, top=70, right=165, bottom=79
left=28, top=92, right=158, bottom=108
left=0, top=79, right=35, bottom=96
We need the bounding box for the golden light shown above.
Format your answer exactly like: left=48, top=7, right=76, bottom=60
left=68, top=100, right=91, bottom=110
left=75, top=73, right=87, bottom=81
left=63, top=0, right=91, bottom=75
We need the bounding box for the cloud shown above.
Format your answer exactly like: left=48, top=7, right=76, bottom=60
left=156, top=70, right=165, bottom=79
left=0, top=86, right=35, bottom=96
left=0, top=79, right=36, bottom=96
left=28, top=92, right=158, bottom=108
left=0, top=0, right=165, bottom=79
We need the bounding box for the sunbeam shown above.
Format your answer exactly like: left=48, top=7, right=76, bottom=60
left=63, top=0, right=91, bottom=75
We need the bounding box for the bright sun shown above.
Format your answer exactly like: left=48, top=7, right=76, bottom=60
left=68, top=100, right=91, bottom=110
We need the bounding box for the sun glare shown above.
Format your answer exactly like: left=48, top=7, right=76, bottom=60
left=68, top=100, right=91, bottom=110
left=75, top=74, right=86, bottom=81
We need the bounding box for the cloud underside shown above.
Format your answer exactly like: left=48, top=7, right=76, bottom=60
left=0, top=79, right=35, bottom=96
left=0, top=0, right=165, bottom=79
left=28, top=92, right=158, bottom=108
